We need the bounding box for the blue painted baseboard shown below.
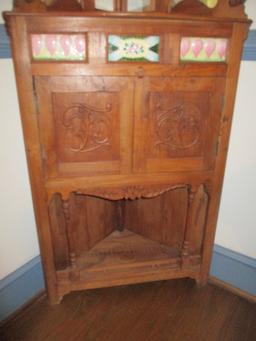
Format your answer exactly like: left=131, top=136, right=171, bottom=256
left=0, top=24, right=256, bottom=61
left=242, top=29, right=256, bottom=61
left=0, top=24, right=11, bottom=59
left=210, top=245, right=256, bottom=296
left=0, top=245, right=255, bottom=322
left=0, top=256, right=44, bottom=322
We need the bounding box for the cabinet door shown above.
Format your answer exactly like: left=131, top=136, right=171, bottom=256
left=133, top=77, right=224, bottom=173
left=35, top=76, right=133, bottom=178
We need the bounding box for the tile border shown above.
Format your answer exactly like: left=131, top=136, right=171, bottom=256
left=1, top=25, right=256, bottom=61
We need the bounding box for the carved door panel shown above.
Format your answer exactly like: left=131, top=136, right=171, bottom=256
left=35, top=76, right=133, bottom=178
left=133, top=77, right=225, bottom=173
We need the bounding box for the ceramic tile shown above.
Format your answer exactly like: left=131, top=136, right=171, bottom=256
left=180, top=37, right=228, bottom=62
left=108, top=35, right=160, bottom=62
left=31, top=34, right=86, bottom=61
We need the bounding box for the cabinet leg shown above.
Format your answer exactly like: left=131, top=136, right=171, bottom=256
left=48, top=293, right=64, bottom=305
left=195, top=275, right=208, bottom=288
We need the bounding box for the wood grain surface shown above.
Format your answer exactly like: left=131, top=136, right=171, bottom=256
left=1, top=279, right=256, bottom=341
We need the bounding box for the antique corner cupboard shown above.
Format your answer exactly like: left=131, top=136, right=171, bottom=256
left=4, top=0, right=251, bottom=304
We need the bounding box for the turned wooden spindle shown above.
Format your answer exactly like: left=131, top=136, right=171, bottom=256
left=62, top=199, right=77, bottom=270
left=181, top=186, right=197, bottom=268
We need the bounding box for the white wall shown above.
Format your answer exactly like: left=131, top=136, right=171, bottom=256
left=0, top=1, right=255, bottom=280
left=0, top=59, right=40, bottom=280
left=215, top=61, right=256, bottom=258
left=215, top=1, right=256, bottom=258
left=0, top=4, right=39, bottom=280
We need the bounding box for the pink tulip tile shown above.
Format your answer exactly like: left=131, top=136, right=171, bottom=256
left=180, top=37, right=228, bottom=62
left=31, top=34, right=86, bottom=61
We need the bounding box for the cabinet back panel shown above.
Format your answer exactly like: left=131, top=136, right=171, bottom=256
left=124, top=188, right=188, bottom=249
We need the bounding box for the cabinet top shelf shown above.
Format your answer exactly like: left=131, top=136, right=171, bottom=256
left=5, top=0, right=249, bottom=23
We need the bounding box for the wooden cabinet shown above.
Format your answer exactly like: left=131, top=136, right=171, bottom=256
left=4, top=0, right=251, bottom=304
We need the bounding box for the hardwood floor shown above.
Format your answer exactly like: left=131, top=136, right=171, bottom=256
left=1, top=279, right=255, bottom=341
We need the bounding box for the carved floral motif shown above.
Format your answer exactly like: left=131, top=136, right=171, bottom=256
left=154, top=101, right=201, bottom=151
left=76, top=184, right=186, bottom=200
left=62, top=102, right=112, bottom=153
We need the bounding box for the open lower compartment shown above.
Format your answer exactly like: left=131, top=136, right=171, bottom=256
left=49, top=185, right=209, bottom=289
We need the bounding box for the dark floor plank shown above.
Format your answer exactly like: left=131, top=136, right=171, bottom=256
left=0, top=279, right=255, bottom=341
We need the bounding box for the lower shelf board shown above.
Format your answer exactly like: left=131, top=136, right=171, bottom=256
left=77, top=229, right=181, bottom=271
left=57, top=229, right=201, bottom=293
